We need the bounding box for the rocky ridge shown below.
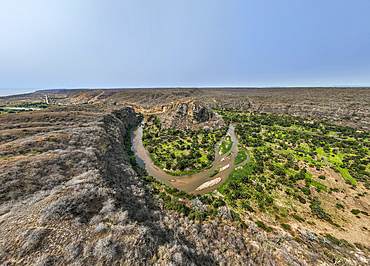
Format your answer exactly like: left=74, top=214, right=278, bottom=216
left=154, top=100, right=224, bottom=130
left=1, top=105, right=369, bottom=265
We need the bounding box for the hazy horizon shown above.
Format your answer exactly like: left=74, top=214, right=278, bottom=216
left=1, top=1, right=370, bottom=95
left=2, top=85, right=370, bottom=97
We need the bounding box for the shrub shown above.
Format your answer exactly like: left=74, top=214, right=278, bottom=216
left=255, top=184, right=263, bottom=192
left=334, top=223, right=341, bottom=227
left=95, top=223, right=105, bottom=233
left=194, top=211, right=205, bottom=221
left=218, top=206, right=231, bottom=220
left=351, top=209, right=360, bottom=215
left=65, top=242, right=82, bottom=261
left=310, top=200, right=332, bottom=223
left=335, top=203, right=344, bottom=209
left=21, top=228, right=48, bottom=255
left=280, top=208, right=289, bottom=217
left=355, top=243, right=366, bottom=250
left=325, top=234, right=341, bottom=246
left=297, top=195, right=306, bottom=204
left=241, top=221, right=249, bottom=229
left=255, top=221, right=267, bottom=231
left=292, top=214, right=305, bottom=222
left=294, top=237, right=302, bottom=243
left=191, top=198, right=207, bottom=213
left=240, top=200, right=255, bottom=213
left=93, top=235, right=120, bottom=260
left=318, top=175, right=326, bottom=180
left=301, top=231, right=317, bottom=242
left=209, top=169, right=219, bottom=177
left=281, top=223, right=291, bottom=230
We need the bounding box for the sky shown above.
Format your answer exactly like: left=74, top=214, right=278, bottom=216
left=1, top=0, right=370, bottom=96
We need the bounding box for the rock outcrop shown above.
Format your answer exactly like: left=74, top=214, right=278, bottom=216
left=156, top=100, right=224, bottom=130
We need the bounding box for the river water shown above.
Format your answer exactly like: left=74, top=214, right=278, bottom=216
left=131, top=123, right=249, bottom=195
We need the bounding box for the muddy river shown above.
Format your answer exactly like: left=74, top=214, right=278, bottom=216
left=131, top=123, right=249, bottom=195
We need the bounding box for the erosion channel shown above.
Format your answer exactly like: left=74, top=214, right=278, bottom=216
left=131, top=122, right=250, bottom=195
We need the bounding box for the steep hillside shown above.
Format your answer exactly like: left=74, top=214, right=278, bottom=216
left=1, top=103, right=370, bottom=265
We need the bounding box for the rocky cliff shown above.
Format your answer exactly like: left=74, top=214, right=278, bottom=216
left=155, top=100, right=224, bottom=130
left=1, top=105, right=369, bottom=265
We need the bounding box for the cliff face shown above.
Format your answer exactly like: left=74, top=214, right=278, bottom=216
left=1, top=105, right=369, bottom=265
left=158, top=100, right=224, bottom=130
left=0, top=107, right=161, bottom=265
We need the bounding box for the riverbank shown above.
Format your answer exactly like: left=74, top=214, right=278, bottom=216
left=131, top=123, right=247, bottom=194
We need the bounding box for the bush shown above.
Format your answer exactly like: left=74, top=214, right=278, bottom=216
left=297, top=195, right=306, bottom=204
left=281, top=223, right=291, bottom=230
left=218, top=206, right=231, bottom=220
left=351, top=209, right=360, bottom=215
left=318, top=175, right=326, bottom=180
left=310, top=200, right=332, bottom=223
left=95, top=223, right=105, bottom=233
left=65, top=242, right=82, bottom=261
left=255, top=221, right=267, bottom=231
left=209, top=169, right=219, bottom=177
left=292, top=214, right=305, bottom=222
left=240, top=200, right=255, bottom=213
left=255, top=184, right=263, bottom=192
left=93, top=235, right=120, bottom=260
left=21, top=228, right=48, bottom=254
left=241, top=221, right=249, bottom=229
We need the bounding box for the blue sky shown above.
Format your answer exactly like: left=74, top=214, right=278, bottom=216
left=1, top=1, right=370, bottom=95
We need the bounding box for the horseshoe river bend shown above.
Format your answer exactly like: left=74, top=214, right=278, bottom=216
left=131, top=122, right=250, bottom=195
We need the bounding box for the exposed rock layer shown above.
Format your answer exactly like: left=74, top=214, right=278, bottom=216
left=0, top=104, right=369, bottom=265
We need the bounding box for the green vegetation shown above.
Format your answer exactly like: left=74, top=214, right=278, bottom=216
left=0, top=155, right=13, bottom=160
left=0, top=102, right=51, bottom=114
left=281, top=223, right=291, bottom=230
left=217, top=158, right=254, bottom=194
left=292, top=214, right=305, bottom=222
left=142, top=115, right=228, bottom=175
left=140, top=110, right=370, bottom=243
left=209, top=169, right=219, bottom=177
left=219, top=135, right=233, bottom=155
left=234, top=146, right=248, bottom=165
left=255, top=221, right=270, bottom=232
left=310, top=180, right=328, bottom=192
left=119, top=112, right=370, bottom=264
left=210, top=110, right=370, bottom=229
left=337, top=167, right=358, bottom=186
